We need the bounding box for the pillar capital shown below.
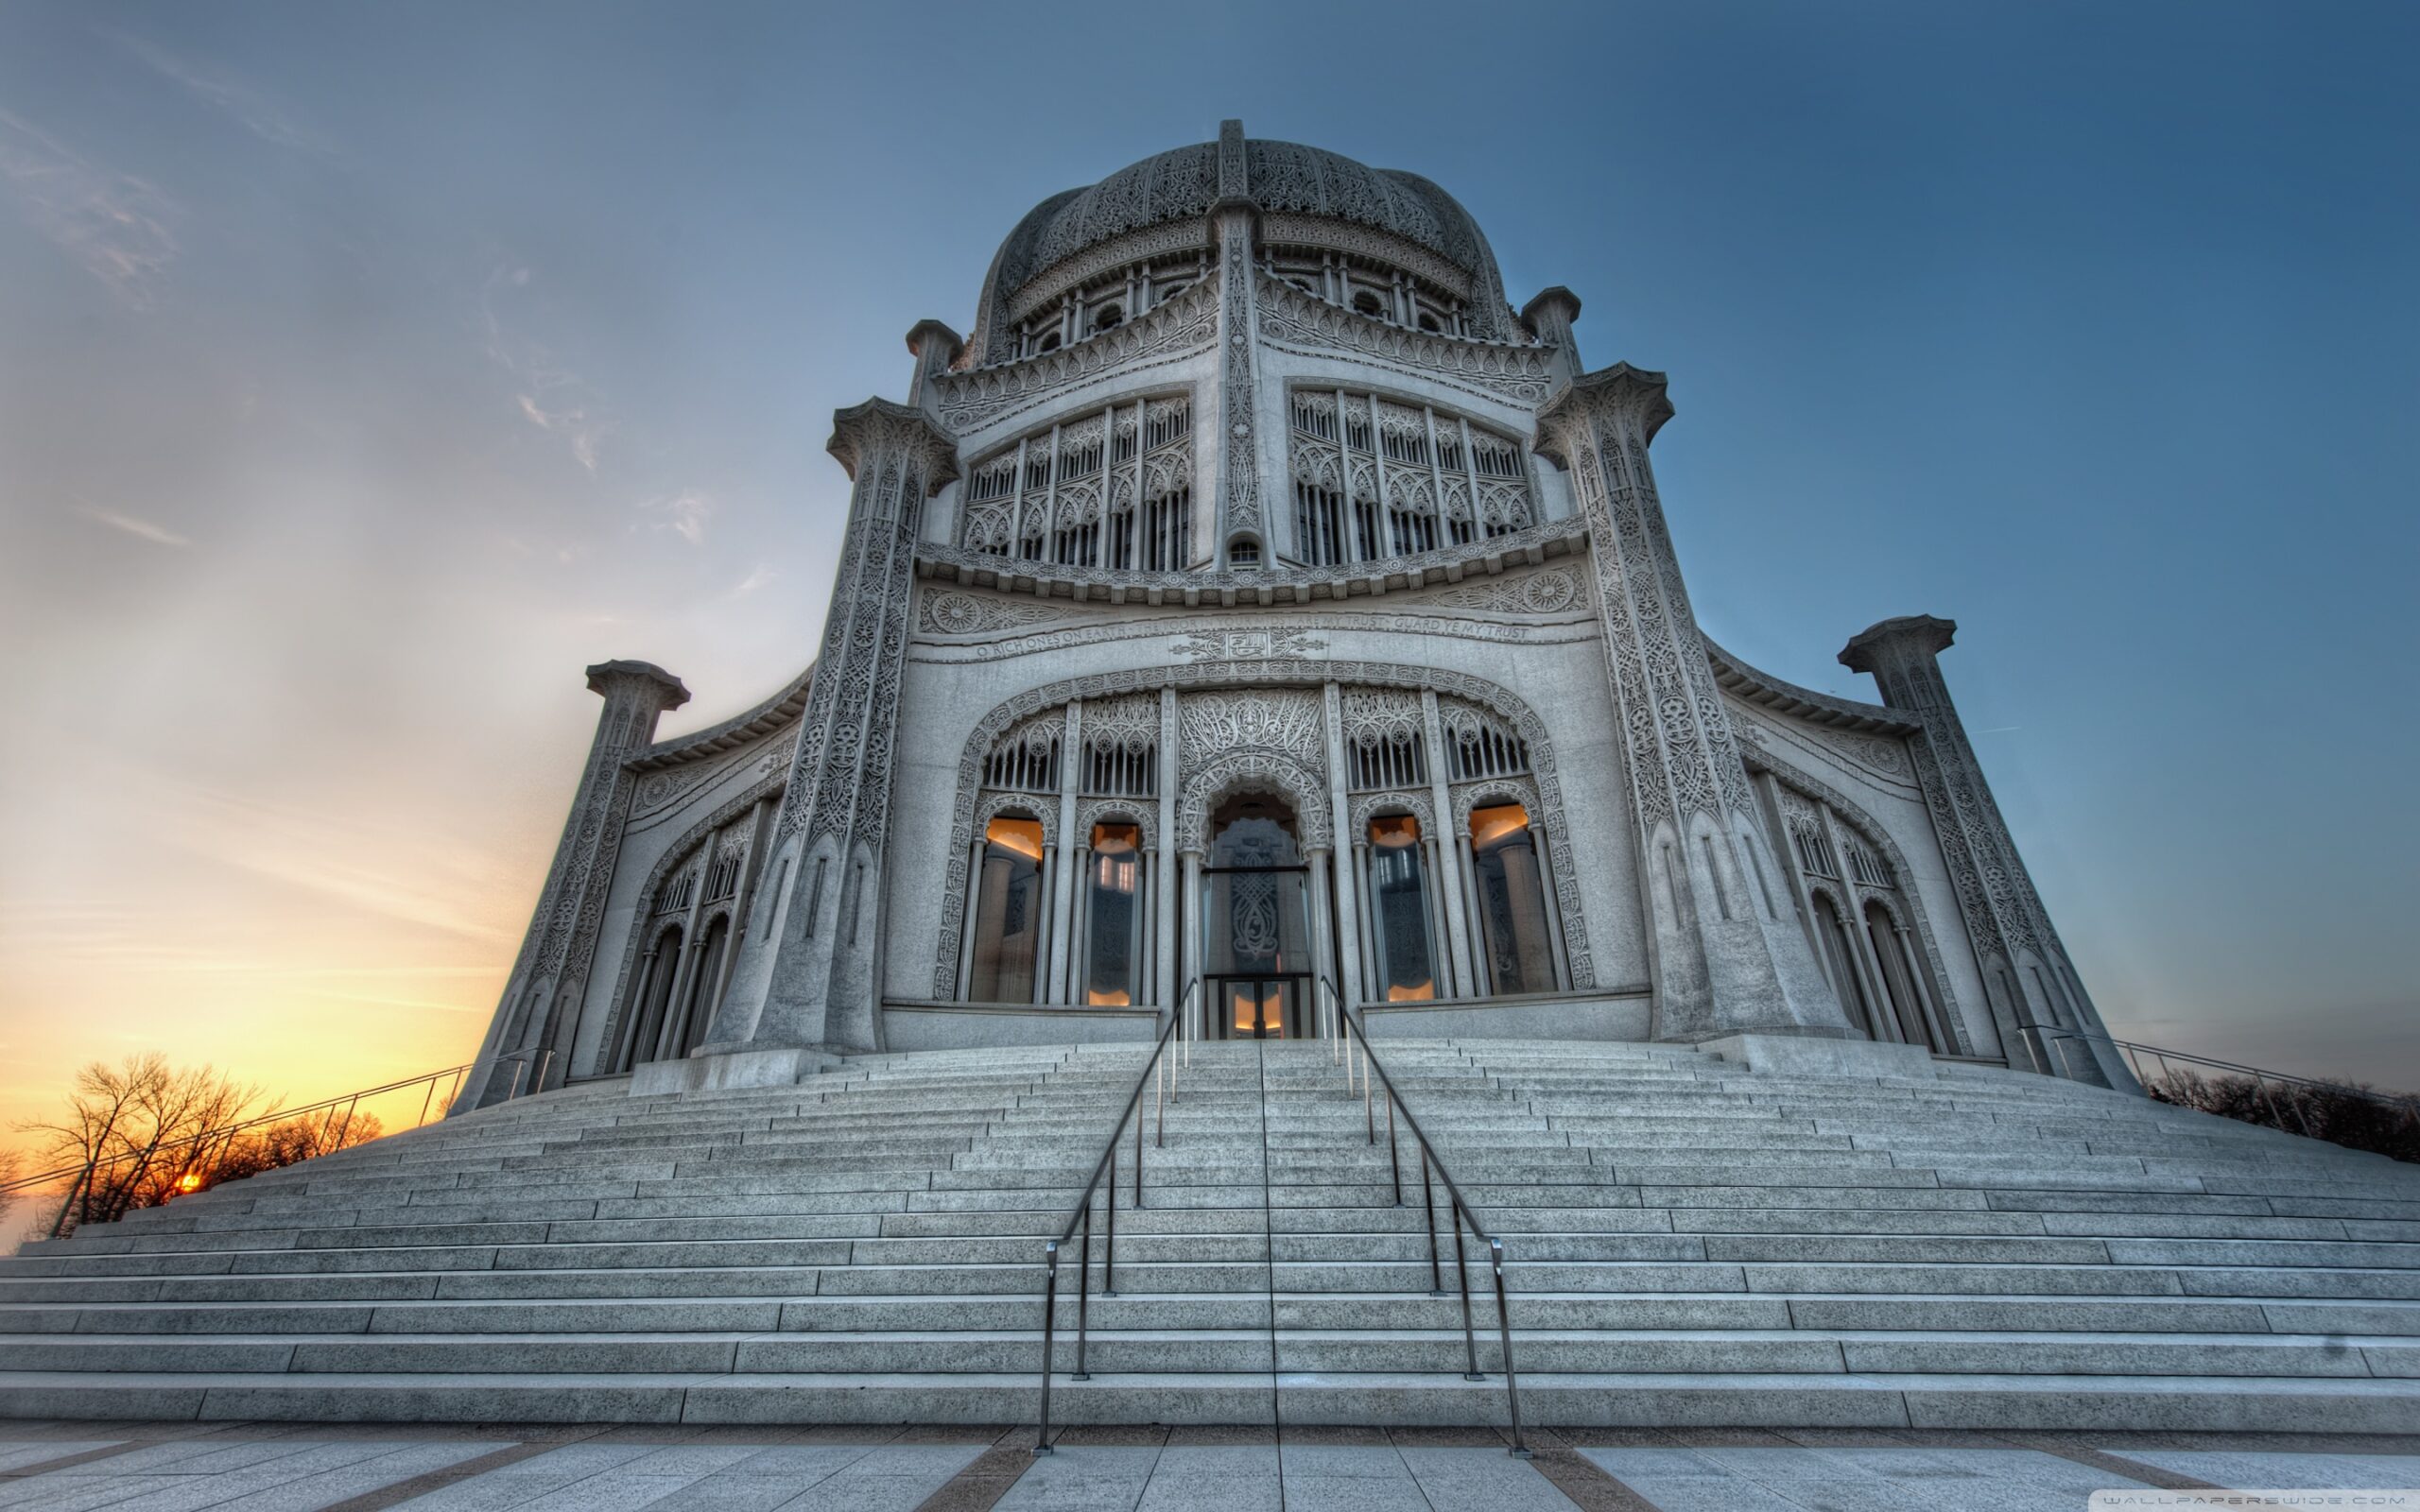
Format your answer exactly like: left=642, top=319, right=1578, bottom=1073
left=903, top=320, right=965, bottom=407
left=1533, top=362, right=1674, bottom=462
left=902, top=318, right=964, bottom=365
left=1519, top=286, right=1582, bottom=350
left=826, top=397, right=959, bottom=490
left=1840, top=614, right=1958, bottom=677
left=583, top=660, right=689, bottom=713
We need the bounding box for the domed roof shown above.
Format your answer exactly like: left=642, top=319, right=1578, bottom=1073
left=966, top=124, right=1514, bottom=364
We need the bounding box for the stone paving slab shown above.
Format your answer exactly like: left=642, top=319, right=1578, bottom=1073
left=1, top=1423, right=2413, bottom=1511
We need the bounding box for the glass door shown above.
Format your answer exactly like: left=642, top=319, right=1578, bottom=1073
left=1215, top=976, right=1304, bottom=1039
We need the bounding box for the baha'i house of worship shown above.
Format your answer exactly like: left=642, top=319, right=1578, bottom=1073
left=17, top=122, right=2420, bottom=1441
left=456, top=119, right=2132, bottom=1109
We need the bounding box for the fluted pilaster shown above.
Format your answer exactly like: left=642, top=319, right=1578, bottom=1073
left=456, top=660, right=688, bottom=1110
left=1841, top=616, right=2133, bottom=1088
left=706, top=399, right=958, bottom=1056
left=1537, top=366, right=1846, bottom=1042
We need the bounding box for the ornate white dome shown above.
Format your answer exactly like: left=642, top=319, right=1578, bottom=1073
left=966, top=126, right=1517, bottom=364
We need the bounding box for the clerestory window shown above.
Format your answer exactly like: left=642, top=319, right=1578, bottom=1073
left=1288, top=391, right=1532, bottom=568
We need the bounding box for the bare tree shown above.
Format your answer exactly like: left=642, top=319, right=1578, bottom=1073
left=19, top=1057, right=268, bottom=1234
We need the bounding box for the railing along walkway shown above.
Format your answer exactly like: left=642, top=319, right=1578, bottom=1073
left=2, top=1059, right=493, bottom=1238
left=1325, top=975, right=1530, bottom=1455
left=2041, top=1027, right=2420, bottom=1136
left=1031, top=985, right=1189, bottom=1453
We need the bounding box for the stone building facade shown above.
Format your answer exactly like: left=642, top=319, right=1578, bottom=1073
left=457, top=124, right=2132, bottom=1109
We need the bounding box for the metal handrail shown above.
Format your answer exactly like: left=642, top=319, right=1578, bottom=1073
left=1327, top=975, right=1530, bottom=1456
left=2040, top=1028, right=2420, bottom=1136
left=3, top=1060, right=480, bottom=1237
left=1032, top=983, right=1191, bottom=1454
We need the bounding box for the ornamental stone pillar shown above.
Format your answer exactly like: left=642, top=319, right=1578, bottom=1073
left=1840, top=616, right=2135, bottom=1090
left=684, top=399, right=957, bottom=1084
left=456, top=660, right=689, bottom=1111
left=1209, top=120, right=1264, bottom=567
left=1536, top=366, right=1847, bottom=1046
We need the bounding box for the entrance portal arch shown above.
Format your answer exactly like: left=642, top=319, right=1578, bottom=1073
left=1200, top=792, right=1314, bottom=1039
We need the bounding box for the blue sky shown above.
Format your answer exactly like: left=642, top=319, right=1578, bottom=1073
left=0, top=0, right=2413, bottom=1115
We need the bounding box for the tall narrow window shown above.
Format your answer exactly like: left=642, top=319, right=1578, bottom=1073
left=1367, top=815, right=1437, bottom=1002
left=1084, top=822, right=1143, bottom=1006
left=1866, top=901, right=1931, bottom=1049
left=1468, top=802, right=1554, bottom=995
left=969, top=816, right=1045, bottom=1002
left=1812, top=892, right=1876, bottom=1038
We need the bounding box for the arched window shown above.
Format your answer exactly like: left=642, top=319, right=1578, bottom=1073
left=969, top=815, right=1046, bottom=1002
left=1092, top=303, right=1122, bottom=333
left=668, top=914, right=732, bottom=1058
left=958, top=397, right=1191, bottom=570
left=1811, top=891, right=1876, bottom=1039
left=1084, top=822, right=1144, bottom=1005
left=1865, top=901, right=1934, bottom=1050
left=614, top=922, right=683, bottom=1072
left=1468, top=801, right=1554, bottom=995
left=1367, top=815, right=1437, bottom=1002
left=1288, top=390, right=1530, bottom=568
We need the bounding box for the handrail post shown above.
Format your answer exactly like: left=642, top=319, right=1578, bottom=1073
left=1421, top=1149, right=1443, bottom=1295
left=417, top=1076, right=439, bottom=1129
left=1103, top=1140, right=1118, bottom=1297
left=1134, top=1093, right=1145, bottom=1206
left=1155, top=1057, right=1167, bottom=1149
left=48, top=1160, right=95, bottom=1240
left=1386, top=1091, right=1402, bottom=1206
left=1034, top=1243, right=1061, bottom=1453
left=1490, top=1239, right=1530, bottom=1456
left=1453, top=1207, right=1481, bottom=1380
left=1074, top=1205, right=1093, bottom=1380
left=1364, top=1042, right=1376, bottom=1146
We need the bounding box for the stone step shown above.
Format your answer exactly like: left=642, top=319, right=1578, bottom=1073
left=0, top=1366, right=2413, bottom=1432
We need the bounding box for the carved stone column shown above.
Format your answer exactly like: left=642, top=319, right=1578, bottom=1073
left=1536, top=367, right=1846, bottom=1045
left=696, top=399, right=957, bottom=1079
left=1155, top=688, right=1179, bottom=1014
left=1209, top=120, right=1263, bottom=566
left=1047, top=702, right=1083, bottom=1003
left=1321, top=683, right=1366, bottom=1013
left=456, top=660, right=689, bottom=1111
left=1840, top=616, right=2134, bottom=1089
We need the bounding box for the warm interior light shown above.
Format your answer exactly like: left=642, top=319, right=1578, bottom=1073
left=984, top=816, right=1046, bottom=862
left=1088, top=988, right=1131, bottom=1006
left=1387, top=981, right=1435, bottom=1002
left=1469, top=802, right=1530, bottom=848
left=1369, top=815, right=1421, bottom=849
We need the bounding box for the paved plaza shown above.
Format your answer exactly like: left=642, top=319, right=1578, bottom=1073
left=2, top=1421, right=2415, bottom=1511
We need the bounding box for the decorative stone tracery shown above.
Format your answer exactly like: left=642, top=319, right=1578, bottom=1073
left=932, top=662, right=1594, bottom=1000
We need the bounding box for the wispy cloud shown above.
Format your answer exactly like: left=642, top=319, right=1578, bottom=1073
left=75, top=502, right=191, bottom=549
left=645, top=489, right=715, bottom=546
left=105, top=29, right=333, bottom=157
left=480, top=264, right=613, bottom=474
left=70, top=759, right=519, bottom=946
left=0, top=109, right=177, bottom=307
left=729, top=563, right=777, bottom=597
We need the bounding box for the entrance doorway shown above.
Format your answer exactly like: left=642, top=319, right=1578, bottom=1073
left=1201, top=793, right=1312, bottom=1040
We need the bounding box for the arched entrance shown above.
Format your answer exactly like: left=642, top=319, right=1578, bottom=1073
left=1201, top=792, right=1312, bottom=1039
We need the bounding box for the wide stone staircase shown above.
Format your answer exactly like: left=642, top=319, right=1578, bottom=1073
left=2, top=1037, right=2416, bottom=1431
